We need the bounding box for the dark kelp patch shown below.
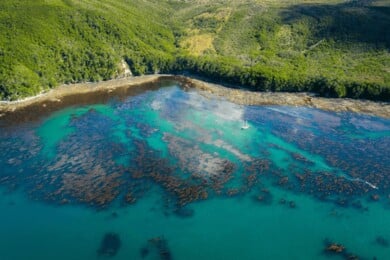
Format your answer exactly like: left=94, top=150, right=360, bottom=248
left=141, top=236, right=172, bottom=260
left=98, top=232, right=122, bottom=257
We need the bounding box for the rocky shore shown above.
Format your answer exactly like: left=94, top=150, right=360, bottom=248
left=181, top=77, right=390, bottom=119
left=0, top=75, right=164, bottom=123
left=0, top=75, right=161, bottom=112
left=0, top=75, right=389, bottom=121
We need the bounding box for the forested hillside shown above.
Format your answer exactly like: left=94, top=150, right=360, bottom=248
left=0, top=0, right=389, bottom=100
left=0, top=0, right=176, bottom=99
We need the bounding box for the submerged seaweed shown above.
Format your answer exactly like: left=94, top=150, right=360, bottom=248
left=141, top=236, right=172, bottom=260
left=98, top=233, right=121, bottom=257
left=323, top=239, right=362, bottom=260
left=0, top=84, right=389, bottom=213
left=0, top=82, right=390, bottom=260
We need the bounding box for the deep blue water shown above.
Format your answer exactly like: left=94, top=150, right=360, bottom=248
left=0, top=82, right=389, bottom=259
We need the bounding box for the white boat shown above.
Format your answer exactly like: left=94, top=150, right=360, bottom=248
left=241, top=120, right=250, bottom=130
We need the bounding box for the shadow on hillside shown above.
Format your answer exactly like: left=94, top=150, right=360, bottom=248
left=280, top=0, right=390, bottom=48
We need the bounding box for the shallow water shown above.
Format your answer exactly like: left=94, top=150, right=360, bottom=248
left=0, top=82, right=390, bottom=260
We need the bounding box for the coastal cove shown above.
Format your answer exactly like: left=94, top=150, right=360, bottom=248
left=0, top=75, right=389, bottom=122
left=1, top=0, right=389, bottom=102
left=1, top=1, right=390, bottom=259
left=0, top=79, right=389, bottom=260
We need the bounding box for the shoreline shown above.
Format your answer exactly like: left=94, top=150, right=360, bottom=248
left=184, top=77, right=390, bottom=118
left=0, top=74, right=389, bottom=119
left=0, top=75, right=163, bottom=112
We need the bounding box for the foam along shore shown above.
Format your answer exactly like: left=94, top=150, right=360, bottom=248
left=0, top=75, right=389, bottom=119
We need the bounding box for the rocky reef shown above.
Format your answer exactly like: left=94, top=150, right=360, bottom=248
left=183, top=77, right=390, bottom=119
left=141, top=236, right=172, bottom=260
left=98, top=232, right=122, bottom=257
left=323, top=239, right=361, bottom=260
left=0, top=76, right=389, bottom=214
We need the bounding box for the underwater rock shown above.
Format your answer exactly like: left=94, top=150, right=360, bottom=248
left=108, top=212, right=119, bottom=219
left=55, top=165, right=122, bottom=208
left=291, top=153, right=314, bottom=166
left=97, top=232, right=121, bottom=257
left=140, top=246, right=149, bottom=258
left=174, top=207, right=195, bottom=218
left=346, top=254, right=359, bottom=260
left=60, top=198, right=69, bottom=205
left=375, top=236, right=389, bottom=247
left=226, top=188, right=240, bottom=197
left=253, top=189, right=273, bottom=205
left=278, top=198, right=297, bottom=209
left=326, top=243, right=345, bottom=253
left=324, top=239, right=345, bottom=254
left=124, top=192, right=137, bottom=204
left=245, top=172, right=259, bottom=187
left=164, top=133, right=234, bottom=177
left=370, top=194, right=380, bottom=201
left=288, top=201, right=296, bottom=209
left=351, top=200, right=366, bottom=211
left=336, top=198, right=349, bottom=207
left=278, top=176, right=289, bottom=186
left=323, top=239, right=363, bottom=260
left=145, top=236, right=172, bottom=260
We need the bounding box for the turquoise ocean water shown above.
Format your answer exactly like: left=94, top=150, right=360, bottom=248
left=0, top=82, right=389, bottom=259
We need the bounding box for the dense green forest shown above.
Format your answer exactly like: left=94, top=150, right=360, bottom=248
left=0, top=0, right=389, bottom=100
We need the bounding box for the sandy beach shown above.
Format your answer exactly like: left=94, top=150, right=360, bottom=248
left=0, top=75, right=389, bottom=120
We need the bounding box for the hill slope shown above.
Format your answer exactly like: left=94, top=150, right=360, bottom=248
left=0, top=0, right=176, bottom=99
left=0, top=0, right=389, bottom=100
